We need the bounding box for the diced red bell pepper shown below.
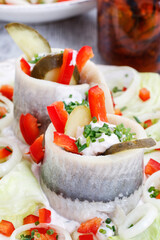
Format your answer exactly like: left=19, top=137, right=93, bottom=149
left=79, top=234, right=93, bottom=240
left=144, top=119, right=152, bottom=129
left=39, top=208, right=51, bottom=223
left=23, top=214, right=39, bottom=225
left=33, top=230, right=57, bottom=240
left=57, top=48, right=75, bottom=85
left=19, top=113, right=40, bottom=145
left=156, top=193, right=160, bottom=199
left=47, top=101, right=68, bottom=133
left=145, top=158, right=160, bottom=175
left=0, top=85, right=14, bottom=101
left=20, top=58, right=31, bottom=76
left=115, top=108, right=122, bottom=116
left=76, top=46, right=94, bottom=72
left=29, top=135, right=44, bottom=164
left=0, top=220, right=15, bottom=237
left=123, top=87, right=127, bottom=91
left=139, top=88, right=150, bottom=101
left=0, top=146, right=12, bottom=159
left=54, top=132, right=78, bottom=154
left=0, top=106, right=7, bottom=119
left=88, top=85, right=108, bottom=122
left=77, top=217, right=102, bottom=234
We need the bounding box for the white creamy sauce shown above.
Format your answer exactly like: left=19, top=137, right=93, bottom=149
left=76, top=121, right=120, bottom=156
left=96, top=219, right=115, bottom=239
left=55, top=88, right=86, bottom=105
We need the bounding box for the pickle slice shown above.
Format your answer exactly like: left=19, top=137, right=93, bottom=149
left=5, top=23, right=51, bottom=61
left=31, top=54, right=80, bottom=84
left=103, top=138, right=156, bottom=155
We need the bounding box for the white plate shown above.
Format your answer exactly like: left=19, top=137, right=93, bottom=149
left=0, top=0, right=96, bottom=23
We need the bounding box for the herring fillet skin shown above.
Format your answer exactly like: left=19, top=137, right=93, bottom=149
left=40, top=114, right=146, bottom=204
left=13, top=49, right=114, bottom=141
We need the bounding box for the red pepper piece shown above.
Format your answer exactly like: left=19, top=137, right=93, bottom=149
left=144, top=119, right=152, bottom=129
left=79, top=235, right=93, bottom=240
left=115, top=109, right=122, bottom=116
left=88, top=85, right=108, bottom=122
left=76, top=46, right=94, bottom=72
left=54, top=132, right=78, bottom=154
left=0, top=85, right=14, bottom=101
left=0, top=220, right=15, bottom=237
left=139, top=88, right=150, bottom=101
left=0, top=106, right=7, bottom=119
left=20, top=58, right=31, bottom=76
left=156, top=194, right=160, bottom=199
left=39, top=208, right=51, bottom=223
left=19, top=113, right=40, bottom=145
left=47, top=101, right=68, bottom=133
left=57, top=49, right=75, bottom=85
left=23, top=214, right=39, bottom=225
left=29, top=135, right=44, bottom=164
left=145, top=158, right=160, bottom=175
left=123, top=87, right=127, bottom=91
left=78, top=217, right=102, bottom=234
left=0, top=147, right=12, bottom=159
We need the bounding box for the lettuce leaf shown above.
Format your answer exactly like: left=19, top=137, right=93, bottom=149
left=109, top=214, right=160, bottom=240
left=0, top=161, right=46, bottom=228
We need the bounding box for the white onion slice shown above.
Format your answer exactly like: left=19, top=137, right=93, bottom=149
left=10, top=223, right=72, bottom=240
left=143, top=171, right=160, bottom=209
left=0, top=137, right=22, bottom=177
left=118, top=203, right=158, bottom=239
left=0, top=95, right=13, bottom=131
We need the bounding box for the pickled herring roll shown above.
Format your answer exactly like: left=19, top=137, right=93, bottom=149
left=5, top=23, right=113, bottom=143
left=40, top=85, right=155, bottom=222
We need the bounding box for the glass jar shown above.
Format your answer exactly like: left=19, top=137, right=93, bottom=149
left=98, top=0, right=160, bottom=72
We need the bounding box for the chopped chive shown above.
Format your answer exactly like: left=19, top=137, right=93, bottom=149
left=120, top=106, right=127, bottom=112
left=79, top=143, right=87, bottom=152
left=105, top=218, right=111, bottom=224
left=112, top=225, right=116, bottom=232
left=98, top=138, right=105, bottom=143
left=148, top=186, right=155, bottom=192
left=95, top=132, right=102, bottom=138
left=112, top=86, right=123, bottom=93
left=5, top=147, right=12, bottom=152
left=69, top=94, right=72, bottom=98
left=47, top=229, right=54, bottom=235
left=106, top=224, right=112, bottom=230
left=99, top=229, right=106, bottom=234
left=85, top=91, right=88, bottom=96
left=37, top=233, right=40, bottom=238
left=133, top=116, right=141, bottom=124
left=92, top=116, right=97, bottom=123
left=129, top=224, right=134, bottom=228
left=56, top=235, right=59, bottom=240
left=35, top=221, right=39, bottom=226
left=86, top=136, right=90, bottom=147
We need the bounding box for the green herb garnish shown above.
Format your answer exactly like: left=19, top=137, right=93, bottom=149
left=63, top=100, right=89, bottom=114
left=148, top=186, right=160, bottom=198
left=35, top=221, right=39, bottom=226
left=133, top=116, right=141, bottom=124
left=120, top=106, right=127, bottom=112
left=129, top=224, right=134, bottom=228
left=112, top=86, right=123, bottom=93
left=99, top=229, right=106, bottom=234
left=105, top=218, right=111, bottom=224
left=47, top=229, right=54, bottom=235
left=29, top=54, right=43, bottom=64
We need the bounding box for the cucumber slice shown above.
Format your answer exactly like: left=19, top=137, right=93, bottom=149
left=65, top=105, right=92, bottom=138
left=5, top=23, right=51, bottom=61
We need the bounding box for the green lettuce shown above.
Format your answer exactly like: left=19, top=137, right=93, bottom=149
left=0, top=161, right=46, bottom=228
left=109, top=214, right=160, bottom=240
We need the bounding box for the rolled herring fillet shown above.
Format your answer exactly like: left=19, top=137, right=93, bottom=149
left=0, top=137, right=22, bottom=177
left=13, top=49, right=114, bottom=141
left=143, top=170, right=160, bottom=209
left=40, top=114, right=146, bottom=222
left=10, top=223, right=72, bottom=240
